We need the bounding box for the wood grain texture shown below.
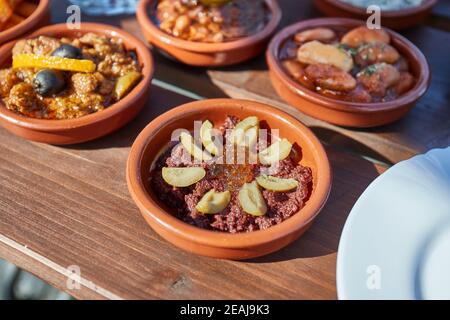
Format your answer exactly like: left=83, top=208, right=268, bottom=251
left=0, top=82, right=386, bottom=299
left=50, top=0, right=449, bottom=164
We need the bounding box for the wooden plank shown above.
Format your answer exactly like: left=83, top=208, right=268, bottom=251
left=48, top=0, right=450, bottom=164
left=0, top=83, right=386, bottom=299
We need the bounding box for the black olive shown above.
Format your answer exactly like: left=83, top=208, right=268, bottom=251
left=129, top=51, right=138, bottom=62
left=32, top=70, right=66, bottom=96
left=51, top=44, right=83, bottom=59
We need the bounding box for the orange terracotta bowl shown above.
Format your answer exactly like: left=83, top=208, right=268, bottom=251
left=0, top=23, right=154, bottom=145
left=266, top=18, right=431, bottom=128
left=126, top=99, right=332, bottom=260
left=136, top=0, right=282, bottom=67
left=0, top=0, right=51, bottom=46
left=313, top=0, right=438, bottom=30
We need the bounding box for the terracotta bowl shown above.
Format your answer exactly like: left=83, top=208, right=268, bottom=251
left=0, top=23, right=154, bottom=144
left=136, top=0, right=282, bottom=66
left=266, top=18, right=431, bottom=128
left=313, top=0, right=438, bottom=30
left=127, top=99, right=332, bottom=260
left=0, top=0, right=51, bottom=46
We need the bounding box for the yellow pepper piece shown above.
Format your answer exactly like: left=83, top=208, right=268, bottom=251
left=114, top=71, right=142, bottom=99
left=13, top=54, right=96, bottom=73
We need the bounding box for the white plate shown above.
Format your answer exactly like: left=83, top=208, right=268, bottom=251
left=336, top=147, right=450, bottom=300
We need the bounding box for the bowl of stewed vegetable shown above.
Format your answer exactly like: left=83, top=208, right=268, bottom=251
left=0, top=23, right=153, bottom=144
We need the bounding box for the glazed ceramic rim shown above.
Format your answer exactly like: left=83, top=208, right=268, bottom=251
left=136, top=0, right=282, bottom=53
left=127, top=98, right=332, bottom=249
left=319, top=0, right=438, bottom=17
left=266, top=17, right=431, bottom=113
left=0, top=23, right=154, bottom=131
left=0, top=0, right=50, bottom=44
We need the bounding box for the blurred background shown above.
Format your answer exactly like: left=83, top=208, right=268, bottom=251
left=0, top=0, right=144, bottom=300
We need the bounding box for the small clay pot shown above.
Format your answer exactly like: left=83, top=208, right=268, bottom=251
left=266, top=18, right=431, bottom=128
left=313, top=0, right=438, bottom=30
left=0, top=0, right=51, bottom=46
left=0, top=23, right=154, bottom=144
left=136, top=0, right=282, bottom=67
left=126, top=99, right=332, bottom=260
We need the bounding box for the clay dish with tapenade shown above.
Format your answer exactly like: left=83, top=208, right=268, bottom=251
left=267, top=18, right=430, bottom=128
left=136, top=0, right=282, bottom=66
left=0, top=23, right=153, bottom=144
left=126, top=99, right=332, bottom=260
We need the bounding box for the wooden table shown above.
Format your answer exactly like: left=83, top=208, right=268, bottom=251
left=0, top=0, right=449, bottom=300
